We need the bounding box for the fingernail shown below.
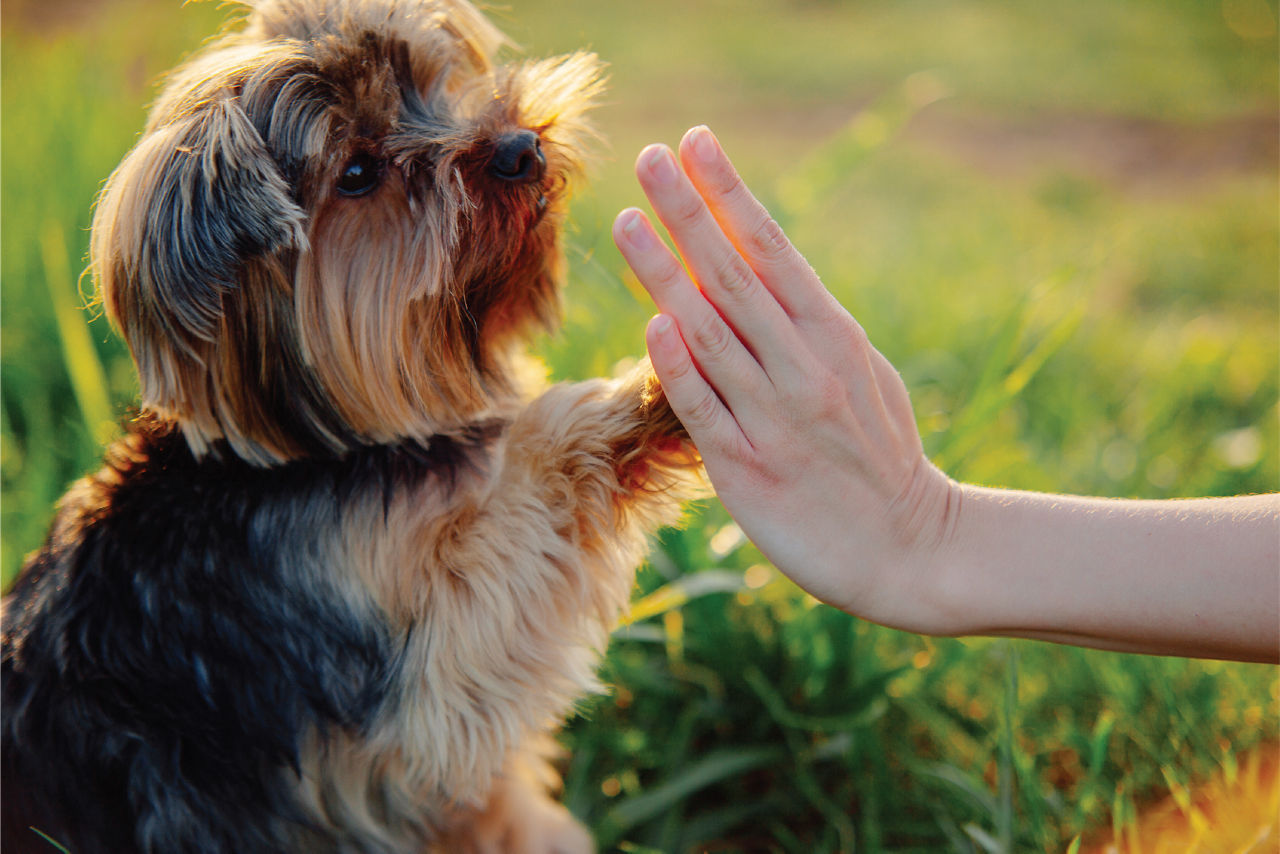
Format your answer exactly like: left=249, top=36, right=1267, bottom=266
left=689, top=126, right=718, bottom=163
left=644, top=145, right=678, bottom=186
left=650, top=314, right=673, bottom=336
left=619, top=208, right=655, bottom=250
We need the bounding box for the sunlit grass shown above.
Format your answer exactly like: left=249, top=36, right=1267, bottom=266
left=1082, top=743, right=1279, bottom=853
left=2, top=0, right=1277, bottom=850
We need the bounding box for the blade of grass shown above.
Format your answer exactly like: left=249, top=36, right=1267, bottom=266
left=1074, top=709, right=1117, bottom=829
left=41, top=220, right=112, bottom=447
left=655, top=703, right=702, bottom=849
left=744, top=665, right=899, bottom=733
left=933, top=294, right=1085, bottom=474
left=917, top=761, right=999, bottom=819
left=618, top=570, right=745, bottom=627
left=964, top=822, right=1004, bottom=854
left=776, top=723, right=858, bottom=853
left=996, top=641, right=1018, bottom=852
left=596, top=746, right=784, bottom=847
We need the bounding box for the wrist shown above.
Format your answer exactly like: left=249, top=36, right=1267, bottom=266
left=903, top=465, right=969, bottom=635
left=846, top=456, right=966, bottom=635
left=917, top=479, right=986, bottom=637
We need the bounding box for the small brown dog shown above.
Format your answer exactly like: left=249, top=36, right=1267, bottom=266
left=0, top=1, right=698, bottom=851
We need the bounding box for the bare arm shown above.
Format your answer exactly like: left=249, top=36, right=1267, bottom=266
left=937, top=489, right=1279, bottom=661
left=613, top=125, right=1280, bottom=663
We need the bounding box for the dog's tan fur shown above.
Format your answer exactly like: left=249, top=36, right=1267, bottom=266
left=300, top=372, right=693, bottom=849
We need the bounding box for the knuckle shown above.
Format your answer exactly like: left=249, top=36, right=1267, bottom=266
left=670, top=191, right=706, bottom=231
left=831, top=313, right=870, bottom=355
left=711, top=169, right=752, bottom=209
left=726, top=436, right=766, bottom=476
left=651, top=251, right=687, bottom=291
left=746, top=453, right=786, bottom=491
left=664, top=346, right=697, bottom=383
left=708, top=251, right=757, bottom=299
left=686, top=387, right=722, bottom=429
left=737, top=430, right=792, bottom=489
left=690, top=315, right=735, bottom=362
left=709, top=160, right=744, bottom=192
left=747, top=215, right=792, bottom=263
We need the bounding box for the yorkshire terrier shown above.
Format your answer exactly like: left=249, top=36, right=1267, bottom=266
left=1, top=1, right=699, bottom=851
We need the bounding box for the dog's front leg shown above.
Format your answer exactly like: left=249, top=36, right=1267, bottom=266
left=502, top=361, right=701, bottom=532
left=398, top=365, right=698, bottom=853
left=475, top=360, right=702, bottom=632
left=426, top=366, right=696, bottom=849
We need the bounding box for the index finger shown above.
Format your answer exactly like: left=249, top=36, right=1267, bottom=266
left=678, top=127, right=840, bottom=324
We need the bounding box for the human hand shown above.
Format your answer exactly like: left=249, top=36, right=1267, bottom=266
left=612, top=126, right=961, bottom=633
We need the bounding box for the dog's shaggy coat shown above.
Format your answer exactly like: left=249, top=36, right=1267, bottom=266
left=1, top=1, right=699, bottom=851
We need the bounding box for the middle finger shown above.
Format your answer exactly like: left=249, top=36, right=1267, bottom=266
left=635, top=144, right=805, bottom=377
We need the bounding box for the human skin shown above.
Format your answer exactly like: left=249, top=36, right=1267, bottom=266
left=612, top=125, right=1280, bottom=664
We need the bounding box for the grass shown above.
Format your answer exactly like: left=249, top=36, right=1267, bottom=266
left=3, top=0, right=1278, bottom=850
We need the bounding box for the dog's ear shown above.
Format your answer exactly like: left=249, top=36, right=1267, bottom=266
left=91, top=94, right=307, bottom=417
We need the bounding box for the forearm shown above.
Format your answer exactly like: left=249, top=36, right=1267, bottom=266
left=929, top=488, right=1280, bottom=662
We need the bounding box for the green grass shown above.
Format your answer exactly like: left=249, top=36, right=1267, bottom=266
left=3, top=0, right=1277, bottom=850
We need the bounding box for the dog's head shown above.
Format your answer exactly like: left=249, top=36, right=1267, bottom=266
left=91, top=0, right=603, bottom=464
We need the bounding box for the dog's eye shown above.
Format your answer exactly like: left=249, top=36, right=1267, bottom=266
left=336, top=153, right=382, bottom=197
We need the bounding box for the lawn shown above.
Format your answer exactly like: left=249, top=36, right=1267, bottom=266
left=2, top=0, right=1277, bottom=850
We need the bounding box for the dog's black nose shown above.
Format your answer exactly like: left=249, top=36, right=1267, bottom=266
left=489, top=130, right=546, bottom=184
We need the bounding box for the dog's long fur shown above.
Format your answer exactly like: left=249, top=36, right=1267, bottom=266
left=1, top=2, right=699, bottom=851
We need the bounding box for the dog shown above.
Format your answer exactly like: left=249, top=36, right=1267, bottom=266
left=1, top=1, right=700, bottom=850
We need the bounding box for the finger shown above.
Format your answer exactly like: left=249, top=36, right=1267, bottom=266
left=634, top=144, right=805, bottom=376
left=677, top=126, right=840, bottom=325
left=645, top=313, right=751, bottom=457
left=613, top=208, right=770, bottom=414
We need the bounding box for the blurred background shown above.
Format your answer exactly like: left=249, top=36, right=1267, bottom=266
left=2, top=0, right=1277, bottom=850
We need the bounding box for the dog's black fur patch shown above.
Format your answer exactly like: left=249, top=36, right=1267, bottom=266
left=1, top=418, right=499, bottom=854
